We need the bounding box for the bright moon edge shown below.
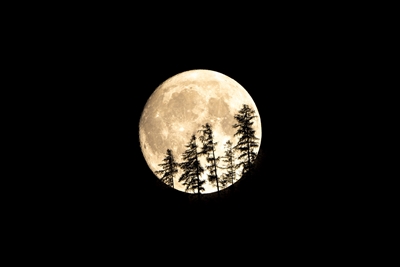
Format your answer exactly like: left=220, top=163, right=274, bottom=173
left=139, top=69, right=262, bottom=194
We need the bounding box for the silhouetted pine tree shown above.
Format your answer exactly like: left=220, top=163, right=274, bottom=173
left=198, top=123, right=221, bottom=193
left=220, top=140, right=238, bottom=189
left=179, top=134, right=205, bottom=195
left=155, top=149, right=178, bottom=188
left=233, top=104, right=259, bottom=175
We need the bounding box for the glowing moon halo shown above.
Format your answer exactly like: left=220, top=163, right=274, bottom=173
left=139, top=69, right=262, bottom=194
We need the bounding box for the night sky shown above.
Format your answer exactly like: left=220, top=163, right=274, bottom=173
left=59, top=38, right=350, bottom=247
left=35, top=8, right=362, bottom=260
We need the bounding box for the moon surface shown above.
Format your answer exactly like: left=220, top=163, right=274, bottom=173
left=139, top=69, right=262, bottom=194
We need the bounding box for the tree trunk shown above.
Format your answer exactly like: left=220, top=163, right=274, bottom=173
left=211, top=145, right=220, bottom=197
left=246, top=119, right=251, bottom=174
left=195, top=152, right=200, bottom=196
left=230, top=155, right=235, bottom=186
left=168, top=157, right=174, bottom=189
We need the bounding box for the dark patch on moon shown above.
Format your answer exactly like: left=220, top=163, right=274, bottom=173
left=208, top=97, right=230, bottom=118
left=168, top=89, right=204, bottom=121
left=221, top=116, right=236, bottom=137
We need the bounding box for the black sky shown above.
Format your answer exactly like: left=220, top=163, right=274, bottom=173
left=27, top=5, right=371, bottom=260
left=55, top=26, right=355, bottom=248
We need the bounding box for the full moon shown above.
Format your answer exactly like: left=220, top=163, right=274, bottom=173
left=139, top=69, right=262, bottom=194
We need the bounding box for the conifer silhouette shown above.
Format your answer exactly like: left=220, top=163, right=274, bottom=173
left=198, top=123, right=221, bottom=194
left=178, top=134, right=205, bottom=195
left=155, top=149, right=178, bottom=188
left=220, top=140, right=238, bottom=189
left=233, top=104, right=259, bottom=175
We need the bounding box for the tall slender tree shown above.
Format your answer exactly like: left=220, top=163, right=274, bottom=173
left=198, top=123, right=221, bottom=193
left=220, top=140, right=238, bottom=189
left=155, top=149, right=178, bottom=188
left=233, top=104, right=259, bottom=175
left=179, top=134, right=205, bottom=195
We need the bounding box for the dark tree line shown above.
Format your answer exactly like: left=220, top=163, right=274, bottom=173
left=198, top=123, right=220, bottom=194
left=154, top=149, right=178, bottom=188
left=178, top=134, right=205, bottom=195
left=233, top=104, right=259, bottom=176
left=155, top=104, right=259, bottom=194
left=220, top=140, right=238, bottom=189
